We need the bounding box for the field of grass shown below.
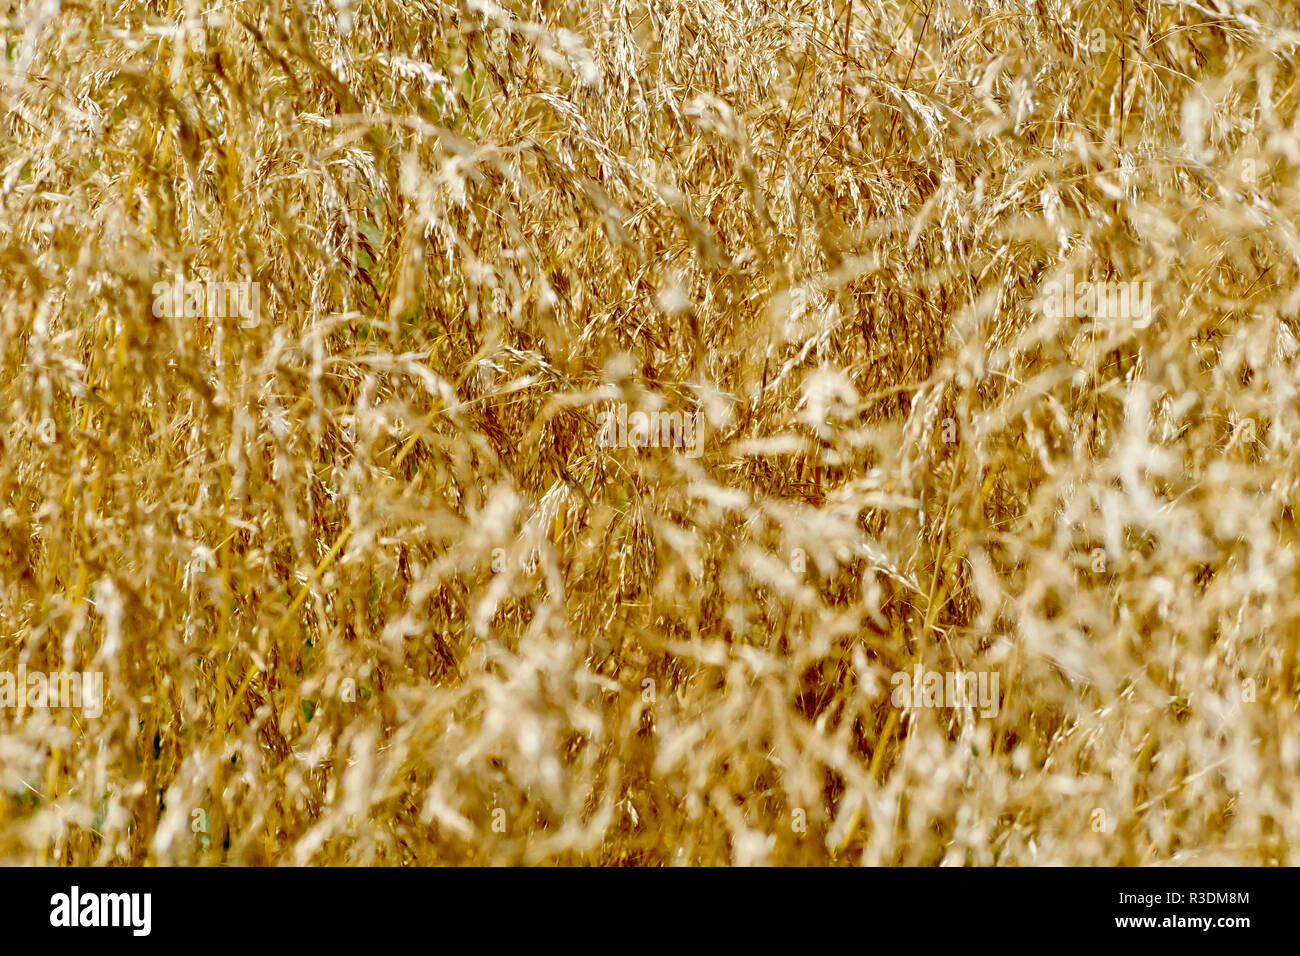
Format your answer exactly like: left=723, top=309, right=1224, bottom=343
left=1, top=0, right=1299, bottom=865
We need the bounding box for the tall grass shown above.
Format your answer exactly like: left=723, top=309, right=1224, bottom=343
left=1, top=0, right=1298, bottom=864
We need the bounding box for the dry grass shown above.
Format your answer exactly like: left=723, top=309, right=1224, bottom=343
left=1, top=0, right=1299, bottom=865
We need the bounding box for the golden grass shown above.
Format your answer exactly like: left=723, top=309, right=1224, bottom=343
left=1, top=0, right=1299, bottom=865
